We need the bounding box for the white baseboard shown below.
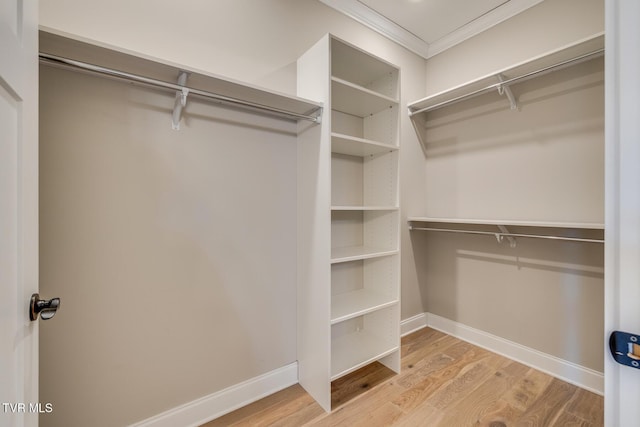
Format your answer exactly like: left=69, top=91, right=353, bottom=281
left=129, top=362, right=298, bottom=427
left=132, top=312, right=603, bottom=426
left=401, top=312, right=429, bottom=337
left=401, top=312, right=604, bottom=395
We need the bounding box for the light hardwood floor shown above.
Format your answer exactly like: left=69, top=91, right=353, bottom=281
left=201, top=327, right=604, bottom=426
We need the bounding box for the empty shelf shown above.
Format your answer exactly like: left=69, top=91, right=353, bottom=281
left=408, top=33, right=604, bottom=116
left=408, top=217, right=604, bottom=229
left=331, top=290, right=398, bottom=324
left=331, top=246, right=398, bottom=263
left=331, top=77, right=398, bottom=117
left=332, top=206, right=398, bottom=211
left=331, top=330, right=398, bottom=380
left=331, top=133, right=398, bottom=157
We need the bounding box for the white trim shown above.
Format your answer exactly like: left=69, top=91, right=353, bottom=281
left=128, top=362, right=298, bottom=427
left=130, top=310, right=604, bottom=426
left=318, top=0, right=429, bottom=58
left=318, top=0, right=542, bottom=60
left=400, top=312, right=429, bottom=336
left=604, top=1, right=640, bottom=425
left=427, top=0, right=544, bottom=58
left=400, top=313, right=604, bottom=395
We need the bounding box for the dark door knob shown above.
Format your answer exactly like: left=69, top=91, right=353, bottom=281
left=29, top=293, right=61, bottom=321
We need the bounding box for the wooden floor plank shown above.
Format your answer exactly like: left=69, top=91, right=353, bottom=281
left=396, top=340, right=474, bottom=390
left=330, top=362, right=395, bottom=408
left=515, top=378, right=577, bottom=427
left=400, top=334, right=459, bottom=373
left=200, top=385, right=309, bottom=427
left=224, top=389, right=319, bottom=427
left=475, top=399, right=524, bottom=427
left=392, top=344, right=491, bottom=413
left=550, top=411, right=593, bottom=427
left=502, top=367, right=555, bottom=412
left=565, top=387, right=604, bottom=425
left=392, top=401, right=444, bottom=427
left=438, top=361, right=527, bottom=426
left=199, top=328, right=604, bottom=427
left=306, top=381, right=406, bottom=427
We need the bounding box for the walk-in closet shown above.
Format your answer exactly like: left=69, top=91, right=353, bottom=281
left=407, top=33, right=605, bottom=390
left=25, top=0, right=629, bottom=426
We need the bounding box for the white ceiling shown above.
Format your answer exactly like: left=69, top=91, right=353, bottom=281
left=319, top=0, right=544, bottom=58
left=360, top=0, right=509, bottom=44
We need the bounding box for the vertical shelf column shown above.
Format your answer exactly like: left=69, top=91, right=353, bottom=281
left=297, top=34, right=400, bottom=412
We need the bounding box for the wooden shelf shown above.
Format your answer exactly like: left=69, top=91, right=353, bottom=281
left=331, top=133, right=398, bottom=157
left=331, top=77, right=398, bottom=117
left=408, top=32, right=604, bottom=115
left=408, top=217, right=604, bottom=230
left=331, top=290, right=398, bottom=324
left=331, top=246, right=398, bottom=264
left=331, top=331, right=398, bottom=380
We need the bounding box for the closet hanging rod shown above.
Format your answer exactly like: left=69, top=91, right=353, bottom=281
left=409, top=48, right=604, bottom=116
left=39, top=53, right=323, bottom=124
left=408, top=226, right=604, bottom=244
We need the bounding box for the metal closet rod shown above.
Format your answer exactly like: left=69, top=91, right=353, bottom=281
left=39, top=53, right=322, bottom=123
left=409, top=48, right=605, bottom=116
left=408, top=226, right=604, bottom=244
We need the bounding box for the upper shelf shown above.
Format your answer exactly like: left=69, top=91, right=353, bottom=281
left=407, top=32, right=604, bottom=116
left=407, top=217, right=604, bottom=230
left=407, top=217, right=604, bottom=245
left=331, top=77, right=398, bottom=117
left=331, top=133, right=398, bottom=157
left=331, top=36, right=399, bottom=101
left=39, top=28, right=323, bottom=124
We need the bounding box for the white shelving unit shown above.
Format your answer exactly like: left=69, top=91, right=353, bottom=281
left=297, top=34, right=401, bottom=412
left=407, top=33, right=604, bottom=146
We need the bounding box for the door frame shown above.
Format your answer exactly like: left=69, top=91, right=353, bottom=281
left=0, top=0, right=39, bottom=426
left=604, top=0, right=640, bottom=425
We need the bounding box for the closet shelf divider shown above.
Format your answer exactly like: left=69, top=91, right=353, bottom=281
left=331, top=76, right=398, bottom=117
left=331, top=133, right=398, bottom=157
left=331, top=246, right=398, bottom=264
left=331, top=289, right=398, bottom=324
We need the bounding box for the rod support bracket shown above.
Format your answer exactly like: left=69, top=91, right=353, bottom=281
left=172, top=71, right=191, bottom=131
left=496, top=74, right=518, bottom=111
left=497, top=224, right=517, bottom=248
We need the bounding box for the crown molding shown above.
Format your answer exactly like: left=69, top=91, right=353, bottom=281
left=427, top=0, right=544, bottom=58
left=318, top=0, right=544, bottom=60
left=318, top=0, right=429, bottom=58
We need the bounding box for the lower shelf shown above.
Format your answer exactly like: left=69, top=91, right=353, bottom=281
left=330, top=304, right=399, bottom=380
left=331, top=330, right=399, bottom=380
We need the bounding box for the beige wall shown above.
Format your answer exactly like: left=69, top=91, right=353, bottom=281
left=39, top=1, right=426, bottom=425
left=413, top=0, right=605, bottom=372
left=39, top=66, right=302, bottom=426
left=39, top=1, right=606, bottom=424
left=425, top=0, right=604, bottom=96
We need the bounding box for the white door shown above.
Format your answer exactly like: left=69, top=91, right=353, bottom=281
left=605, top=0, right=640, bottom=426
left=0, top=1, right=40, bottom=427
